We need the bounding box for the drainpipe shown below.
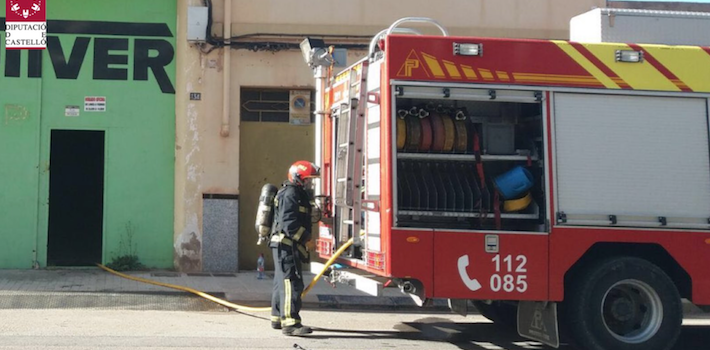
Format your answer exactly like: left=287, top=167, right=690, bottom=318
left=220, top=0, right=232, bottom=137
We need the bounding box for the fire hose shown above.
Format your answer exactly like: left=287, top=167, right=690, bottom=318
left=97, top=237, right=355, bottom=312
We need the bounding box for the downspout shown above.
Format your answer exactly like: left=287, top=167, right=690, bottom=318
left=220, top=0, right=232, bottom=137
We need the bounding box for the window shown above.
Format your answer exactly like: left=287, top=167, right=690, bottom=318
left=240, top=88, right=315, bottom=123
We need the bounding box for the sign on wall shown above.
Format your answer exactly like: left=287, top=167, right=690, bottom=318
left=289, top=90, right=311, bottom=126
left=64, top=105, right=80, bottom=117
left=84, top=96, right=106, bottom=112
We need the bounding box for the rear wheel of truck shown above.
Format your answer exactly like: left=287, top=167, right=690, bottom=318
left=471, top=300, right=518, bottom=330
left=565, top=257, right=682, bottom=350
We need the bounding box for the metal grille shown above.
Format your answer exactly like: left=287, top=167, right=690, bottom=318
left=240, top=88, right=315, bottom=123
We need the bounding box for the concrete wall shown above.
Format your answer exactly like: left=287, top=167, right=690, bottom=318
left=212, top=0, right=605, bottom=39
left=174, top=0, right=606, bottom=271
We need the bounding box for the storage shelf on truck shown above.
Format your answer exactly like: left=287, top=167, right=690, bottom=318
left=397, top=152, right=539, bottom=162
left=400, top=200, right=540, bottom=220
left=392, top=90, right=546, bottom=232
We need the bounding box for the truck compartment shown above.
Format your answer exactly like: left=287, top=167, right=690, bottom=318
left=553, top=93, right=710, bottom=229
left=392, top=87, right=546, bottom=232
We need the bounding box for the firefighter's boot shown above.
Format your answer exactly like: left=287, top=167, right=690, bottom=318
left=271, top=321, right=282, bottom=330
left=282, top=324, right=313, bottom=336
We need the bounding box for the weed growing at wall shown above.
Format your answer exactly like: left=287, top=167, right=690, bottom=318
left=107, top=222, right=145, bottom=271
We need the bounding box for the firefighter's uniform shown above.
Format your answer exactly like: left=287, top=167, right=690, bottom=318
left=270, top=181, right=312, bottom=331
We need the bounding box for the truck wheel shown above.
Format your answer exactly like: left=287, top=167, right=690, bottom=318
left=472, top=300, right=517, bottom=329
left=565, top=257, right=682, bottom=350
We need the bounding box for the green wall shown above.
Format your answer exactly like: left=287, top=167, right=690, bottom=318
left=0, top=0, right=176, bottom=268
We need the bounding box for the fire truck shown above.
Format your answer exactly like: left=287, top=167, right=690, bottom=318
left=301, top=12, right=710, bottom=350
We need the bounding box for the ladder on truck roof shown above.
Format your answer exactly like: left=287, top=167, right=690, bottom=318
left=333, top=60, right=368, bottom=249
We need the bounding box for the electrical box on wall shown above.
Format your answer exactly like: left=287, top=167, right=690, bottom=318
left=187, top=6, right=209, bottom=42
left=332, top=48, right=348, bottom=67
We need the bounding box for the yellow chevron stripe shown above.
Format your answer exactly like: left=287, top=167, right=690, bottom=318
left=496, top=71, right=511, bottom=82
left=513, top=76, right=601, bottom=85
left=552, top=40, right=617, bottom=89
left=515, top=73, right=598, bottom=77
left=478, top=69, right=494, bottom=81
left=515, top=79, right=599, bottom=84
left=461, top=65, right=478, bottom=80
left=421, top=52, right=446, bottom=78
left=640, top=44, right=710, bottom=92
left=583, top=43, right=678, bottom=91
left=335, top=72, right=349, bottom=83
left=334, top=62, right=363, bottom=83
left=521, top=81, right=600, bottom=86
left=442, top=60, right=462, bottom=79
left=514, top=73, right=600, bottom=82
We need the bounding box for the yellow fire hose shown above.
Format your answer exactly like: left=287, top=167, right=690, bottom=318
left=97, top=237, right=354, bottom=312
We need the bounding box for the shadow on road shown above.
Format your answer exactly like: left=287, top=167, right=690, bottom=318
left=309, top=317, right=710, bottom=350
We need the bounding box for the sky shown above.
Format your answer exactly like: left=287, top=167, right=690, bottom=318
left=610, top=0, right=710, bottom=2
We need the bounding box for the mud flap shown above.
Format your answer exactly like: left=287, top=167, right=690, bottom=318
left=448, top=299, right=468, bottom=316
left=517, top=301, right=559, bottom=348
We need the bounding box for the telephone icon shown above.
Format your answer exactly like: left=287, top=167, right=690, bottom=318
left=458, top=255, right=482, bottom=291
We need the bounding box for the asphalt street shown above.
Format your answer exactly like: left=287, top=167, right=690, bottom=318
left=1, top=308, right=709, bottom=350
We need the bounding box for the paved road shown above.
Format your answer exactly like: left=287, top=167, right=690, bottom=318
left=0, top=308, right=708, bottom=350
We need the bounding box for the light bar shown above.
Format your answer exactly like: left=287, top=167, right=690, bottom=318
left=615, top=50, right=644, bottom=63
left=453, top=42, right=482, bottom=56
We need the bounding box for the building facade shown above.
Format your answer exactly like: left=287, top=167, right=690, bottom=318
left=0, top=0, right=176, bottom=269
left=174, top=0, right=606, bottom=271
left=2, top=0, right=615, bottom=271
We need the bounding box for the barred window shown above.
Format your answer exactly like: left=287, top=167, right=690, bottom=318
left=240, top=88, right=315, bottom=123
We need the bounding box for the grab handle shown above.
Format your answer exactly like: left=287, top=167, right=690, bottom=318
left=369, top=17, right=449, bottom=59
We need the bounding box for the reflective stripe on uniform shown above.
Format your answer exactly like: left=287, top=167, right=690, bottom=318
left=292, top=227, right=306, bottom=241
left=299, top=206, right=308, bottom=213
left=271, top=233, right=293, bottom=246
left=283, top=278, right=296, bottom=326
left=297, top=244, right=308, bottom=258
left=271, top=316, right=281, bottom=322
left=271, top=233, right=307, bottom=258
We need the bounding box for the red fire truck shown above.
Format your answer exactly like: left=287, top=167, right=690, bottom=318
left=301, top=15, right=710, bottom=350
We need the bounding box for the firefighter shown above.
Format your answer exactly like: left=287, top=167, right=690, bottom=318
left=269, top=160, right=320, bottom=336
